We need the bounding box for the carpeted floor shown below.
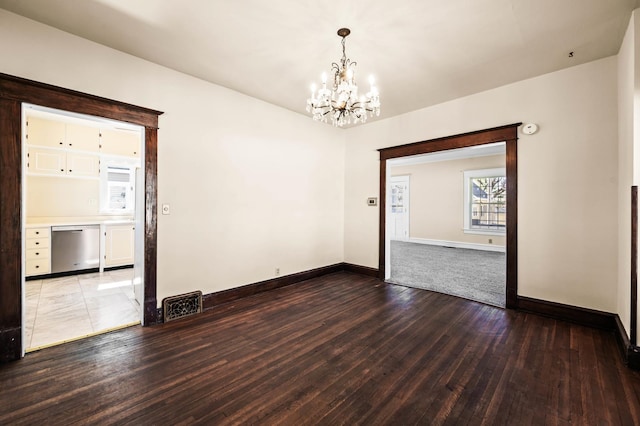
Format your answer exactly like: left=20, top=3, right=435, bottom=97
left=388, top=241, right=506, bottom=307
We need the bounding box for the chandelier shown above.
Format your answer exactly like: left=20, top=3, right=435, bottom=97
left=306, top=28, right=380, bottom=127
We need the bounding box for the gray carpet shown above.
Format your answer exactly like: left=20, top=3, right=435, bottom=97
left=388, top=241, right=506, bottom=307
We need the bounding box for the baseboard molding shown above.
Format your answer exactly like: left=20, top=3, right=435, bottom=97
left=516, top=296, right=617, bottom=330
left=406, top=237, right=505, bottom=253
left=614, top=315, right=640, bottom=370
left=0, top=328, right=21, bottom=363
left=104, top=265, right=133, bottom=272
left=201, top=263, right=345, bottom=312
left=517, top=296, right=640, bottom=370
left=341, top=262, right=379, bottom=277
left=154, top=263, right=376, bottom=323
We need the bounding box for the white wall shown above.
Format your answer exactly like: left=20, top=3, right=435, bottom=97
left=0, top=10, right=345, bottom=304
left=26, top=176, right=100, bottom=217
left=618, top=10, right=640, bottom=343
left=345, top=57, right=619, bottom=312
left=391, top=155, right=506, bottom=246
left=0, top=8, right=627, bottom=317
left=618, top=12, right=634, bottom=343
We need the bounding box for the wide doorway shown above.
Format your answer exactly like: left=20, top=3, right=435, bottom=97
left=22, top=104, right=145, bottom=351
left=386, top=143, right=507, bottom=307
left=378, top=124, right=520, bottom=309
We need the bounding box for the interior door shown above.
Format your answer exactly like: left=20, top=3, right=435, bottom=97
left=390, top=175, right=410, bottom=240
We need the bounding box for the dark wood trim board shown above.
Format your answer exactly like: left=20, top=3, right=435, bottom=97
left=201, top=264, right=344, bottom=311
left=378, top=123, right=521, bottom=308
left=631, top=186, right=637, bottom=346
left=516, top=296, right=617, bottom=330
left=0, top=73, right=163, bottom=362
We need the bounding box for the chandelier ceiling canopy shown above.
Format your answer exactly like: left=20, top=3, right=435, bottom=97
left=306, top=28, right=380, bottom=127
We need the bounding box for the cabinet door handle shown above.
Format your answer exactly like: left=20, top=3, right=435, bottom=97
left=35, top=242, right=39, bottom=245
left=35, top=252, right=39, bottom=255
left=35, top=265, right=39, bottom=269
left=35, top=231, right=39, bottom=235
left=69, top=170, right=72, bottom=173
left=60, top=169, right=64, bottom=172
left=59, top=141, right=63, bottom=145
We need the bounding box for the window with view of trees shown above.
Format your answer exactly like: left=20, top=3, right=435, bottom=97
left=463, top=168, right=506, bottom=234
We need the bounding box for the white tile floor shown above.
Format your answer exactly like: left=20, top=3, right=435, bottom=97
left=25, top=268, right=141, bottom=350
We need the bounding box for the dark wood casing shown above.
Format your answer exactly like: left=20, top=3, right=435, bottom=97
left=0, top=73, right=163, bottom=362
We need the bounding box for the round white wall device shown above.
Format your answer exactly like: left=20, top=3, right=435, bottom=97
left=522, top=123, right=538, bottom=135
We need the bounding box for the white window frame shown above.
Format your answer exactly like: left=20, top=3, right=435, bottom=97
left=100, top=158, right=138, bottom=214
left=463, top=167, right=506, bottom=236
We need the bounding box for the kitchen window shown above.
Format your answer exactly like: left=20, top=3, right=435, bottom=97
left=101, top=164, right=135, bottom=213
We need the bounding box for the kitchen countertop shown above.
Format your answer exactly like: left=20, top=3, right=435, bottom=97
left=26, top=216, right=135, bottom=227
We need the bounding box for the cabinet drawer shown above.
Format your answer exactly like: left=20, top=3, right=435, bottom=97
left=26, top=248, right=50, bottom=261
left=26, top=237, right=50, bottom=249
left=26, top=228, right=49, bottom=239
left=26, top=259, right=50, bottom=276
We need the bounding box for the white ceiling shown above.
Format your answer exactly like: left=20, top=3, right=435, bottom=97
left=1, top=0, right=638, bottom=126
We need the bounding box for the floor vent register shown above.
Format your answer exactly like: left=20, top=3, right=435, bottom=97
left=162, top=290, right=203, bottom=322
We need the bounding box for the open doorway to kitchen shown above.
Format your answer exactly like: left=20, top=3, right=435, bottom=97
left=0, top=73, right=162, bottom=362
left=378, top=124, right=520, bottom=309
left=22, top=105, right=145, bottom=351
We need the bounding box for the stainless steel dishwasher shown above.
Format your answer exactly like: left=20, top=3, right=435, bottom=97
left=51, top=225, right=100, bottom=274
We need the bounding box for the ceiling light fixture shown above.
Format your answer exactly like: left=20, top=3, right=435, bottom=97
left=306, top=28, right=380, bottom=127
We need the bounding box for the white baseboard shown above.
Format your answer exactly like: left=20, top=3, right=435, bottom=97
left=406, top=237, right=506, bottom=253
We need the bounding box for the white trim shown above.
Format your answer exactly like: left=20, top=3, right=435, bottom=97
left=463, top=229, right=505, bottom=236
left=408, top=237, right=505, bottom=253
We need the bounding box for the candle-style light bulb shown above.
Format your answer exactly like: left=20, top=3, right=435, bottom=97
left=347, top=68, right=354, bottom=82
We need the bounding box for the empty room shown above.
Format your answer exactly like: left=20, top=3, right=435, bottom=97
left=1, top=1, right=640, bottom=424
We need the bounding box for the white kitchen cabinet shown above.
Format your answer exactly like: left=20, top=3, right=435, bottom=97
left=105, top=224, right=135, bottom=267
left=100, top=128, right=141, bottom=158
left=27, top=116, right=100, bottom=151
left=25, top=227, right=51, bottom=277
left=26, top=147, right=66, bottom=176
left=26, top=116, right=66, bottom=148
left=65, top=122, right=100, bottom=152
left=27, top=147, right=100, bottom=177
left=66, top=152, right=100, bottom=177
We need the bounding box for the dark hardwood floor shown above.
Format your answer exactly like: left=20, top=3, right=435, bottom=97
left=1, top=272, right=639, bottom=425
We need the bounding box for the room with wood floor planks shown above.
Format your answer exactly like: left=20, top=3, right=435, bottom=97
left=1, top=271, right=639, bottom=425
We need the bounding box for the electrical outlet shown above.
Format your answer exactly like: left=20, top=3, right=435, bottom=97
left=488, top=238, right=493, bottom=244
left=275, top=268, right=280, bottom=276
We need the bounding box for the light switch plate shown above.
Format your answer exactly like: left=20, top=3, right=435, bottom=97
left=162, top=204, right=170, bottom=215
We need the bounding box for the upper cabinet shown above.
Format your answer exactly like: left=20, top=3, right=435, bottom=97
left=100, top=128, right=141, bottom=158
left=27, top=116, right=100, bottom=152
left=25, top=114, right=142, bottom=179
left=67, top=122, right=101, bottom=152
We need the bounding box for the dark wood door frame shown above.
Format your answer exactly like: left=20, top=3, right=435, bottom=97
left=378, top=123, right=521, bottom=309
left=0, top=73, right=163, bottom=362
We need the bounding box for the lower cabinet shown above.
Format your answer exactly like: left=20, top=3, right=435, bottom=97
left=25, top=227, right=51, bottom=277
left=105, top=224, right=135, bottom=267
